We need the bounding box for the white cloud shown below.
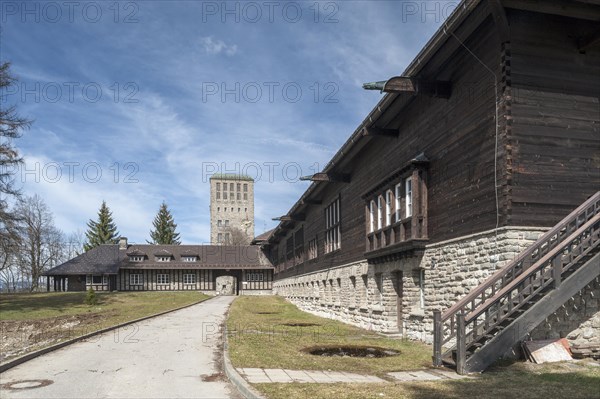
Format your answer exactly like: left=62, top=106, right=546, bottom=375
left=200, top=36, right=238, bottom=56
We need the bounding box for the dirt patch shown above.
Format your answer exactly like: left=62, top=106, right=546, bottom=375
left=0, top=311, right=118, bottom=363
left=254, top=311, right=280, bottom=315
left=280, top=322, right=321, bottom=327
left=200, top=372, right=224, bottom=382
left=303, top=345, right=400, bottom=358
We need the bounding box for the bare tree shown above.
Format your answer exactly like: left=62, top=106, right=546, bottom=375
left=64, top=230, right=85, bottom=259
left=224, top=227, right=251, bottom=245
left=15, top=195, right=64, bottom=291
left=1, top=62, right=31, bottom=269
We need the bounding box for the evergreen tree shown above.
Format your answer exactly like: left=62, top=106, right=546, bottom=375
left=83, top=201, right=119, bottom=251
left=148, top=202, right=181, bottom=245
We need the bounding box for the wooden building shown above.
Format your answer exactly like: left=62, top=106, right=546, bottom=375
left=44, top=238, right=273, bottom=295
left=261, top=0, right=600, bottom=372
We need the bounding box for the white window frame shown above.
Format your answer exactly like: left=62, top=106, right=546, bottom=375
left=129, top=256, right=144, bottom=262
left=183, top=273, right=196, bottom=284
left=130, top=274, right=142, bottom=286
left=181, top=256, right=197, bottom=262
left=325, top=197, right=341, bottom=253
left=395, top=183, right=402, bottom=222
left=377, top=196, right=383, bottom=230
left=385, top=190, right=393, bottom=226
left=156, top=256, right=171, bottom=262
left=369, top=200, right=376, bottom=233
left=405, top=177, right=413, bottom=218
left=157, top=273, right=170, bottom=285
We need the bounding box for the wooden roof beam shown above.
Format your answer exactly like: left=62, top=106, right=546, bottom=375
left=361, top=127, right=399, bottom=138
left=299, top=172, right=351, bottom=183
left=272, top=214, right=305, bottom=222
left=363, top=77, right=451, bottom=99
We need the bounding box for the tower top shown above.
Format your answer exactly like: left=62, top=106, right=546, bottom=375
left=209, top=174, right=254, bottom=182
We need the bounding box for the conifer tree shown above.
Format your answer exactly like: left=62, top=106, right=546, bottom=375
left=148, top=202, right=181, bottom=245
left=83, top=201, right=119, bottom=251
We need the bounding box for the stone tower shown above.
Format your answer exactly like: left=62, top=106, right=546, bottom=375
left=209, top=174, right=255, bottom=245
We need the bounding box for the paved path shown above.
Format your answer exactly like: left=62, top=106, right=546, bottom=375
left=239, top=368, right=386, bottom=384
left=0, top=296, right=240, bottom=399
left=239, top=367, right=468, bottom=384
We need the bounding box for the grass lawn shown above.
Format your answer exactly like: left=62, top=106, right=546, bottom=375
left=226, top=296, right=432, bottom=375
left=227, top=296, right=600, bottom=399
left=0, top=291, right=209, bottom=362
left=255, top=361, right=600, bottom=399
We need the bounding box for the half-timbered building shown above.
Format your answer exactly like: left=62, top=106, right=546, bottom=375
left=44, top=238, right=273, bottom=295
left=260, top=0, right=600, bottom=373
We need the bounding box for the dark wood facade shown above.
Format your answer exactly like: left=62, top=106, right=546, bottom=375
left=267, top=0, right=600, bottom=279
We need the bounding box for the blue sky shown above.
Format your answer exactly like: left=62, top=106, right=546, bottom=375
left=1, top=1, right=456, bottom=244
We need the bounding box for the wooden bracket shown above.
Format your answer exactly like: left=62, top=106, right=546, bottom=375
left=300, top=172, right=351, bottom=183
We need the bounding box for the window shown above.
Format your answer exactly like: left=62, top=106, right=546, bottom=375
left=244, top=193, right=248, bottom=200
left=243, top=184, right=248, bottom=192
left=230, top=191, right=234, bottom=200
left=182, top=256, right=197, bottom=262
left=184, top=273, right=196, bottom=284
left=216, top=192, right=220, bottom=199
left=89, top=275, right=104, bottom=284
left=247, top=273, right=264, bottom=282
left=130, top=274, right=142, bottom=285
left=216, top=183, right=220, bottom=191
left=230, top=183, right=234, bottom=191
left=224, top=232, right=230, bottom=243
left=369, top=200, right=376, bottom=233
left=218, top=233, right=223, bottom=243
left=223, top=191, right=227, bottom=200
left=129, top=256, right=144, bottom=262
left=157, top=274, right=169, bottom=285
left=225, top=220, right=230, bottom=226
left=395, top=183, right=402, bottom=222
left=405, top=177, right=413, bottom=218
left=217, top=220, right=222, bottom=227
left=156, top=256, right=171, bottom=262
left=386, top=190, right=393, bottom=226
left=325, top=197, right=341, bottom=253
left=237, top=183, right=241, bottom=191
left=217, top=207, right=220, bottom=212
left=307, top=237, right=318, bottom=260
left=237, top=193, right=241, bottom=200
left=377, top=196, right=383, bottom=230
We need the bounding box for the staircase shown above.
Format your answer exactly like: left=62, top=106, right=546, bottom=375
left=433, top=192, right=600, bottom=374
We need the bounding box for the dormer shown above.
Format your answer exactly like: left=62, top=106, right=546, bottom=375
left=180, top=249, right=199, bottom=262
left=154, top=249, right=173, bottom=262
left=126, top=249, right=146, bottom=262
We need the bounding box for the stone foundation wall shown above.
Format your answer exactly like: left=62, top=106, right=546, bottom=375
left=239, top=289, right=273, bottom=296
left=274, top=227, right=600, bottom=346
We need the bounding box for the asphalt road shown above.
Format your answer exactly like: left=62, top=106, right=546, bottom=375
left=0, top=295, right=241, bottom=399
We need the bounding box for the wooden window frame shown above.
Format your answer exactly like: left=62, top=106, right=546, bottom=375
left=183, top=273, right=196, bottom=284
left=157, top=273, right=170, bottom=285
left=130, top=273, right=143, bottom=286
left=324, top=196, right=341, bottom=253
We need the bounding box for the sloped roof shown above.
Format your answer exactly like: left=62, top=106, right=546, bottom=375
left=252, top=229, right=275, bottom=245
left=44, top=245, right=124, bottom=275
left=44, top=244, right=272, bottom=275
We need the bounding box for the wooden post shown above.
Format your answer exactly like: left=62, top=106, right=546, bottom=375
left=552, top=256, right=562, bottom=288
left=433, top=310, right=442, bottom=366
left=456, top=313, right=467, bottom=375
